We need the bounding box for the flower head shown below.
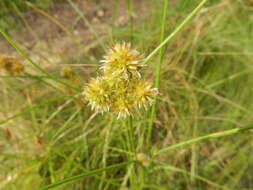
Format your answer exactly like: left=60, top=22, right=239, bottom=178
left=0, top=56, right=24, bottom=75
left=111, top=97, right=133, bottom=119
left=60, top=66, right=80, bottom=86
left=60, top=66, right=75, bottom=80
left=84, top=77, right=110, bottom=112
left=100, top=42, right=144, bottom=79
left=132, top=80, right=158, bottom=109
left=83, top=42, right=158, bottom=119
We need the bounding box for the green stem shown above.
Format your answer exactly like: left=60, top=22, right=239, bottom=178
left=155, top=123, right=253, bottom=156
left=147, top=0, right=168, bottom=152
left=38, top=160, right=134, bottom=190
left=128, top=116, right=135, bottom=155
left=125, top=116, right=136, bottom=187
left=143, top=0, right=208, bottom=65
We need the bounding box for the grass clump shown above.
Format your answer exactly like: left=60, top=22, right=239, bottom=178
left=1, top=0, right=253, bottom=190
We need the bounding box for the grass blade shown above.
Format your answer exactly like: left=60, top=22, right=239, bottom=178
left=155, top=124, right=253, bottom=156
left=147, top=0, right=168, bottom=152
left=38, top=160, right=134, bottom=190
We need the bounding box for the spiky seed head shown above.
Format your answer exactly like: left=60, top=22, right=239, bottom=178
left=111, top=97, right=132, bottom=119
left=101, top=42, right=144, bottom=80
left=132, top=80, right=158, bottom=109
left=83, top=42, right=158, bottom=119
left=84, top=77, right=110, bottom=112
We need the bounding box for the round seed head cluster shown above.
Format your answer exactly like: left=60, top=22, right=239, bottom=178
left=100, top=42, right=144, bottom=79
left=84, top=43, right=158, bottom=118
left=84, top=77, right=110, bottom=112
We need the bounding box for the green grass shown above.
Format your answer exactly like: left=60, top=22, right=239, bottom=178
left=1, top=0, right=253, bottom=189
left=0, top=0, right=56, bottom=31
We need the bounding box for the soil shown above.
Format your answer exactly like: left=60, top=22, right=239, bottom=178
left=0, top=0, right=148, bottom=68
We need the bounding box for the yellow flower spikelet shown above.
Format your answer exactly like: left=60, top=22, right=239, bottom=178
left=84, top=77, right=110, bottom=112
left=84, top=43, right=157, bottom=119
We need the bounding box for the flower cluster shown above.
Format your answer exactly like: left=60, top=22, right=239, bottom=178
left=84, top=42, right=157, bottom=118
left=0, top=56, right=24, bottom=75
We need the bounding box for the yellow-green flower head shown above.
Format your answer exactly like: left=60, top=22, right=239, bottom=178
left=132, top=80, right=158, bottom=109
left=84, top=42, right=158, bottom=119
left=100, top=42, right=144, bottom=79
left=0, top=56, right=24, bottom=75
left=111, top=97, right=133, bottom=119
left=84, top=77, right=110, bottom=112
left=60, top=66, right=75, bottom=80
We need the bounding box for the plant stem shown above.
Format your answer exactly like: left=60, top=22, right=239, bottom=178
left=155, top=123, right=253, bottom=156
left=128, top=116, right=136, bottom=155
left=147, top=0, right=168, bottom=152
left=126, top=116, right=136, bottom=187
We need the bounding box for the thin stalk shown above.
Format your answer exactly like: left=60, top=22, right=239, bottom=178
left=155, top=123, right=253, bottom=156
left=143, top=0, right=208, bottom=65
left=38, top=160, right=135, bottom=190
left=125, top=116, right=137, bottom=187
left=147, top=0, right=168, bottom=152
left=99, top=118, right=115, bottom=190
left=128, top=116, right=136, bottom=155
left=154, top=161, right=231, bottom=190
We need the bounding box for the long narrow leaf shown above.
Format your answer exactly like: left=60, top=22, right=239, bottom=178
left=38, top=160, right=134, bottom=190
left=155, top=124, right=253, bottom=156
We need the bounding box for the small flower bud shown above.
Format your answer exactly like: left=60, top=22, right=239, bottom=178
left=60, top=66, right=81, bottom=86
left=137, top=153, right=150, bottom=167
left=60, top=66, right=75, bottom=80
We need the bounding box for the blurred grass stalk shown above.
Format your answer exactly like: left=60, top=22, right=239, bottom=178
left=155, top=123, right=253, bottom=156
left=126, top=0, right=138, bottom=187
left=38, top=160, right=135, bottom=190
left=147, top=0, right=209, bottom=152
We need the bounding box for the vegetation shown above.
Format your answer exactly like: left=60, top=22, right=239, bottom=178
left=1, top=0, right=253, bottom=189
